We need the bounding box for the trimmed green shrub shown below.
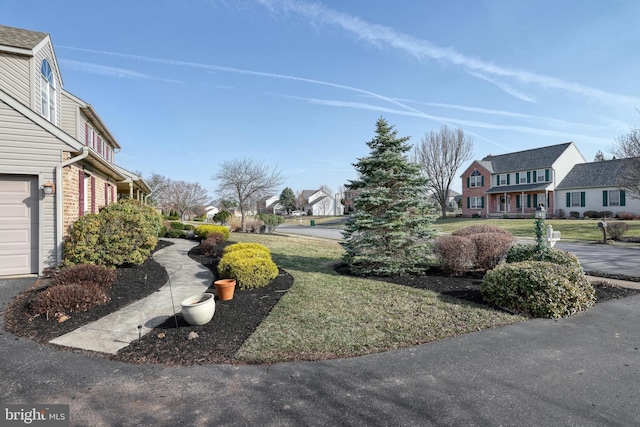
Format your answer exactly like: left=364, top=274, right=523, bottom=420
left=452, top=224, right=512, bottom=237
left=169, top=221, right=185, bottom=230
left=52, top=264, right=116, bottom=290
left=583, top=210, right=598, bottom=219
left=434, top=235, right=476, bottom=275
left=183, top=223, right=195, bottom=230
left=607, top=222, right=629, bottom=240
left=569, top=211, right=580, bottom=218
left=222, top=242, right=271, bottom=255
left=257, top=213, right=285, bottom=233
left=506, top=244, right=582, bottom=270
left=64, top=198, right=161, bottom=267
left=217, top=248, right=272, bottom=278
left=221, top=257, right=279, bottom=289
left=481, top=261, right=595, bottom=318
left=165, top=228, right=183, bottom=238
left=213, top=211, right=232, bottom=224
left=470, top=232, right=515, bottom=271
left=217, top=243, right=277, bottom=289
left=30, top=282, right=109, bottom=317
left=194, top=225, right=230, bottom=240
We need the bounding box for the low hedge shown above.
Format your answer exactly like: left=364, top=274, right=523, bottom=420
left=217, top=243, right=278, bottom=289
left=194, top=225, right=230, bottom=240
left=481, top=261, right=595, bottom=318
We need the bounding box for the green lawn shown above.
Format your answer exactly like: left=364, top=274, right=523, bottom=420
left=227, top=233, right=522, bottom=363
left=434, top=217, right=640, bottom=242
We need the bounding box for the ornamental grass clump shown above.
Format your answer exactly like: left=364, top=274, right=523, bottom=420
left=217, top=243, right=278, bottom=289
left=481, top=261, right=595, bottom=318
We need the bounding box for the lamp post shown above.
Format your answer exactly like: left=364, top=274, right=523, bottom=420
left=534, top=204, right=546, bottom=258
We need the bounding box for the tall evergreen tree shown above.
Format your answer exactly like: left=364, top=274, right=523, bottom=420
left=278, top=187, right=297, bottom=214
left=341, top=118, right=437, bottom=276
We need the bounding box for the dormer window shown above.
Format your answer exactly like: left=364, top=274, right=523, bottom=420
left=40, top=59, right=56, bottom=123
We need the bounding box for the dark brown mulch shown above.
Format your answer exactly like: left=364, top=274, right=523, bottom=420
left=4, top=239, right=639, bottom=366
left=3, top=240, right=173, bottom=343
left=333, top=263, right=640, bottom=306
left=112, top=243, right=294, bottom=365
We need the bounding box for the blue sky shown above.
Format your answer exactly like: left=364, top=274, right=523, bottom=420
left=3, top=0, right=640, bottom=197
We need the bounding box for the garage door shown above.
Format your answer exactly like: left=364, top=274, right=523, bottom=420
left=0, top=175, right=38, bottom=275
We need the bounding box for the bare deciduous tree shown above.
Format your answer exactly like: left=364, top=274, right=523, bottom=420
left=166, top=180, right=210, bottom=220
left=611, top=127, right=640, bottom=198
left=415, top=125, right=473, bottom=219
left=213, top=158, right=283, bottom=231
left=146, top=172, right=171, bottom=210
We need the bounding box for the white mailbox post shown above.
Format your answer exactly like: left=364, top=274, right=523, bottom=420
left=546, top=225, right=561, bottom=248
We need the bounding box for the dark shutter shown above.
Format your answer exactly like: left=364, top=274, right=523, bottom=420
left=545, top=169, right=550, bottom=182
left=507, top=174, right=510, bottom=185
left=480, top=197, right=485, bottom=209
left=481, top=176, right=484, bottom=187
left=467, top=177, right=470, bottom=188
left=603, top=191, right=608, bottom=207
left=581, top=192, right=585, bottom=207
left=533, top=194, right=538, bottom=206
left=621, top=190, right=626, bottom=206
left=527, top=171, right=531, bottom=183
left=566, top=193, right=571, bottom=208
left=91, top=176, right=96, bottom=213
left=78, top=170, right=84, bottom=216
left=516, top=195, right=521, bottom=208
left=516, top=172, right=520, bottom=183
left=466, top=197, right=470, bottom=209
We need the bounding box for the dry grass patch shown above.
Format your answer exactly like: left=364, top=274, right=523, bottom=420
left=228, top=233, right=522, bottom=363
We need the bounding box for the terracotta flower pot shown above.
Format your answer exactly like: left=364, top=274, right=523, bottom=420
left=180, top=293, right=215, bottom=326
left=214, top=279, right=236, bottom=301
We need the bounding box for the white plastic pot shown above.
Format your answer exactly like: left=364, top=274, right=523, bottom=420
left=180, top=293, right=215, bottom=326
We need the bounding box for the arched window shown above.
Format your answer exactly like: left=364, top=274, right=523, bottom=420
left=40, top=59, right=56, bottom=123
left=469, top=170, right=483, bottom=187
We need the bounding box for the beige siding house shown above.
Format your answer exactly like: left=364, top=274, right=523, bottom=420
left=0, top=24, right=150, bottom=276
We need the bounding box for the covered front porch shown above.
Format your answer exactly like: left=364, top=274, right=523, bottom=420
left=485, top=184, right=553, bottom=218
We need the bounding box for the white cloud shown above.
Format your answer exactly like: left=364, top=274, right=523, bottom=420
left=59, top=59, right=182, bottom=83
left=256, top=0, right=640, bottom=107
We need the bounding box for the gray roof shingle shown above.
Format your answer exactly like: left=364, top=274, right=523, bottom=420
left=482, top=142, right=573, bottom=173
left=556, top=158, right=638, bottom=189
left=0, top=25, right=48, bottom=51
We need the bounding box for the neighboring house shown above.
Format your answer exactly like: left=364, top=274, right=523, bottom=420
left=343, top=188, right=361, bottom=213
left=0, top=25, right=149, bottom=276
left=460, top=142, right=586, bottom=218
left=300, top=189, right=344, bottom=216
left=203, top=205, right=219, bottom=220
left=556, top=158, right=640, bottom=217
left=256, top=195, right=281, bottom=214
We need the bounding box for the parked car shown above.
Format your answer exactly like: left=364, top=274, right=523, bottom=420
left=291, top=210, right=307, bottom=216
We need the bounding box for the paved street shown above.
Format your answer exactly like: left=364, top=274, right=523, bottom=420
left=276, top=224, right=640, bottom=277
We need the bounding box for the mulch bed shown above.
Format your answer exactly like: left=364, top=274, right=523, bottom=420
left=3, top=239, right=640, bottom=366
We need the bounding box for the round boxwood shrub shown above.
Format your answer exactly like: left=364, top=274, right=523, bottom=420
left=223, top=257, right=279, bottom=289
left=64, top=198, right=162, bottom=267
left=194, top=225, right=230, bottom=241
left=217, top=248, right=272, bottom=279
left=506, top=244, right=582, bottom=270
left=481, top=261, right=596, bottom=318
left=222, top=242, right=271, bottom=255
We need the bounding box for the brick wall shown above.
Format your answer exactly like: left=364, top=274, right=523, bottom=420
left=62, top=161, right=117, bottom=235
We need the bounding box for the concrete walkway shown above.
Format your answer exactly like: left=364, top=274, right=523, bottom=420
left=49, top=239, right=213, bottom=354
